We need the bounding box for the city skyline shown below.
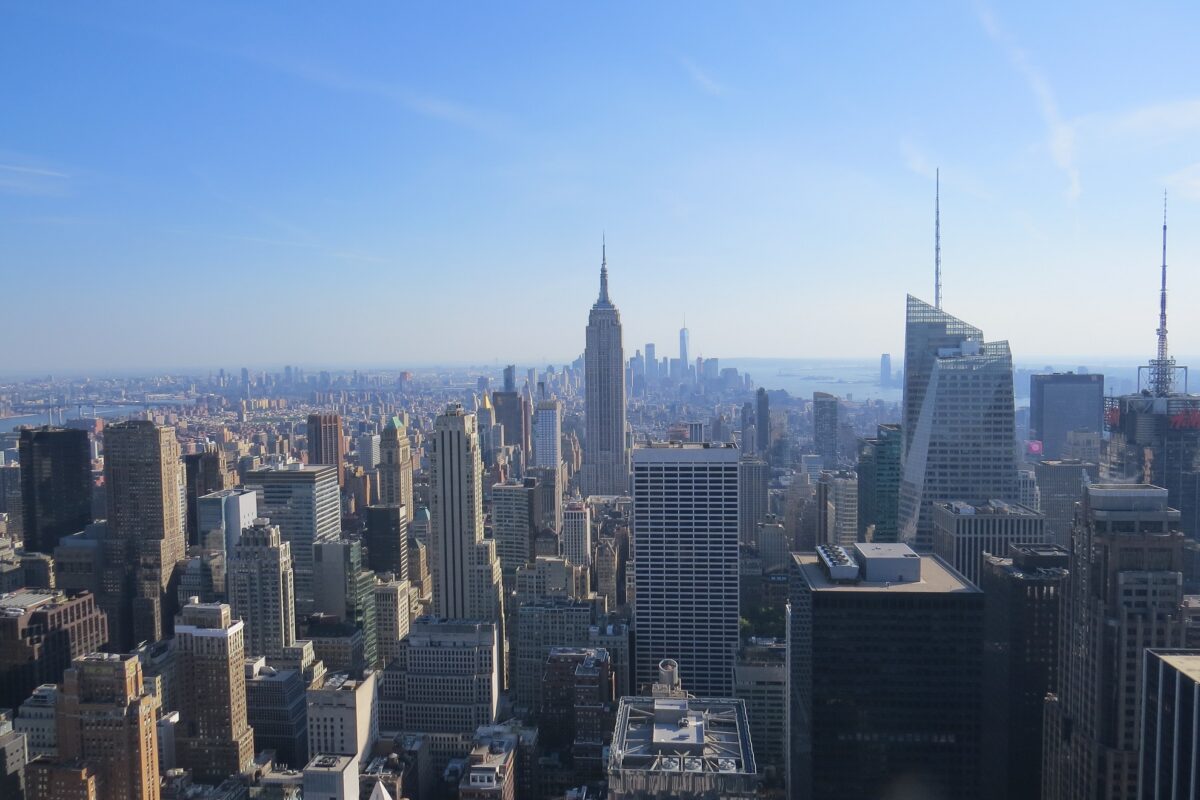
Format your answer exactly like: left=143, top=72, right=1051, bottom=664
left=4, top=3, right=1200, bottom=371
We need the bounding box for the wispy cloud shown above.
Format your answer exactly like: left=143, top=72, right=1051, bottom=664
left=679, top=56, right=725, bottom=97
left=975, top=3, right=1079, bottom=201
left=1166, top=162, right=1200, bottom=200
left=244, top=52, right=507, bottom=135
left=0, top=158, right=72, bottom=196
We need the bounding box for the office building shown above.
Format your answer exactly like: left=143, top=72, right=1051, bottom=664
left=385, top=618, right=499, bottom=771
left=358, top=432, right=381, bottom=470
left=492, top=390, right=531, bottom=461
left=226, top=519, right=296, bottom=660
left=24, top=758, right=98, bottom=800
left=1035, top=458, right=1096, bottom=548
left=1141, top=649, right=1200, bottom=799
left=816, top=470, right=858, bottom=547
left=103, top=419, right=187, bottom=650
left=1044, top=485, right=1194, bottom=799
left=0, top=589, right=108, bottom=716
left=899, top=296, right=1018, bottom=550
left=56, top=652, right=160, bottom=800
left=18, top=426, right=92, bottom=555
left=514, top=598, right=593, bottom=711
left=429, top=405, right=504, bottom=628
left=534, top=398, right=562, bottom=470
left=734, top=640, right=786, bottom=783
left=528, top=464, right=563, bottom=534
left=581, top=246, right=630, bottom=497
left=493, top=478, right=541, bottom=589
left=173, top=603, right=256, bottom=783
left=880, top=353, right=892, bottom=387
left=196, top=487, right=257, bottom=555
left=458, top=730, right=518, bottom=800
left=789, top=543, right=983, bottom=798
left=246, top=659, right=308, bottom=768
left=812, top=392, right=839, bottom=467
left=373, top=576, right=412, bottom=668
left=308, top=671, right=379, bottom=766
left=540, top=647, right=615, bottom=776
left=314, top=539, right=378, bottom=669
left=931, top=499, right=1046, bottom=585
left=306, top=413, right=345, bottom=487
left=562, top=500, right=591, bottom=568
left=183, top=447, right=234, bottom=547
left=755, top=388, right=770, bottom=455
left=856, top=423, right=902, bottom=543
left=980, top=544, right=1068, bottom=800
left=1029, top=372, right=1104, bottom=460
left=15, top=684, right=58, bottom=758
left=378, top=417, right=413, bottom=514
left=607, top=692, right=758, bottom=800
left=738, top=457, right=769, bottom=547
left=303, top=754, right=357, bottom=800
left=365, top=504, right=409, bottom=579
left=633, top=442, right=739, bottom=697
left=245, top=464, right=340, bottom=617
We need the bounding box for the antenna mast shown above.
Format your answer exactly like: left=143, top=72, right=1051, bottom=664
left=1150, top=191, right=1175, bottom=396
left=934, top=169, right=942, bottom=309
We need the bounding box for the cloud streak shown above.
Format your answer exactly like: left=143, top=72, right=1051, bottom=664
left=0, top=158, right=73, bottom=196
left=976, top=3, right=1079, bottom=201
left=244, top=52, right=507, bottom=135
left=679, top=56, right=725, bottom=96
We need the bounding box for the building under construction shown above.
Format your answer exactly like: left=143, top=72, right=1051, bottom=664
left=1104, top=197, right=1200, bottom=537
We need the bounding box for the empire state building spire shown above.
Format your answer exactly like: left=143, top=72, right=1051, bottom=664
left=598, top=235, right=611, bottom=306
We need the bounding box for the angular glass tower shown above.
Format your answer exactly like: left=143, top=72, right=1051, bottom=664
left=899, top=296, right=1018, bottom=550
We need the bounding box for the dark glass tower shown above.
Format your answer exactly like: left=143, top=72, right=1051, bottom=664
left=19, top=426, right=93, bottom=554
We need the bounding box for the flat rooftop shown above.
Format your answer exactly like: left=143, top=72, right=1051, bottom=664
left=794, top=552, right=979, bottom=594
left=610, top=696, right=756, bottom=777
left=1154, top=651, right=1200, bottom=684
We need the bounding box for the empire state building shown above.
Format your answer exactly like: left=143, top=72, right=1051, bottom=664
left=581, top=244, right=630, bottom=496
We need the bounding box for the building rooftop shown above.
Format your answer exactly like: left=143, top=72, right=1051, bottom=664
left=1152, top=650, right=1200, bottom=684
left=0, top=590, right=58, bottom=614
left=609, top=696, right=756, bottom=779
left=934, top=499, right=1042, bottom=517
left=795, top=550, right=978, bottom=594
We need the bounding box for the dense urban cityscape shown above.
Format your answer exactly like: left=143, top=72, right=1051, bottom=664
left=4, top=211, right=1200, bottom=799
left=7, top=4, right=1200, bottom=800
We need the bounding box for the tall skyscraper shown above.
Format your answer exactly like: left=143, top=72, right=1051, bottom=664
left=812, top=392, right=839, bottom=467
left=313, top=539, right=378, bottom=668
left=103, top=419, right=187, bottom=650
left=428, top=404, right=504, bottom=626
left=1029, top=373, right=1104, bottom=459
left=533, top=398, right=562, bottom=470
left=173, top=602, right=256, bottom=783
left=755, top=388, right=770, bottom=456
left=245, top=464, right=340, bottom=618
left=183, top=447, right=233, bottom=545
left=492, top=478, right=540, bottom=590
left=378, top=417, right=413, bottom=517
left=18, top=426, right=92, bottom=555
left=899, top=296, right=1018, bottom=550
left=816, top=470, right=858, bottom=547
left=56, top=652, right=160, bottom=800
left=1034, top=458, right=1096, bottom=547
left=492, top=391, right=532, bottom=460
left=1043, top=484, right=1193, bottom=799
left=307, top=413, right=345, bottom=487
left=503, top=364, right=516, bottom=393
left=364, top=504, right=408, bottom=578
left=856, top=423, right=902, bottom=543
left=678, top=325, right=690, bottom=379
left=562, top=500, right=592, bottom=568
left=738, top=456, right=770, bottom=546
left=357, top=432, right=381, bottom=470
left=633, top=442, right=739, bottom=697
left=980, top=544, right=1068, bottom=800
left=789, top=543, right=982, bottom=798
left=581, top=245, right=630, bottom=497
left=196, top=486, right=257, bottom=555
left=227, top=519, right=296, bottom=660
left=879, top=352, right=892, bottom=387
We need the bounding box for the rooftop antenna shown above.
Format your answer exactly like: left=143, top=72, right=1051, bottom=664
left=935, top=168, right=942, bottom=309
left=1150, top=191, right=1175, bottom=395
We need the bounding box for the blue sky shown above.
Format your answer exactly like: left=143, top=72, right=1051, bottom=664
left=3, top=2, right=1200, bottom=372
